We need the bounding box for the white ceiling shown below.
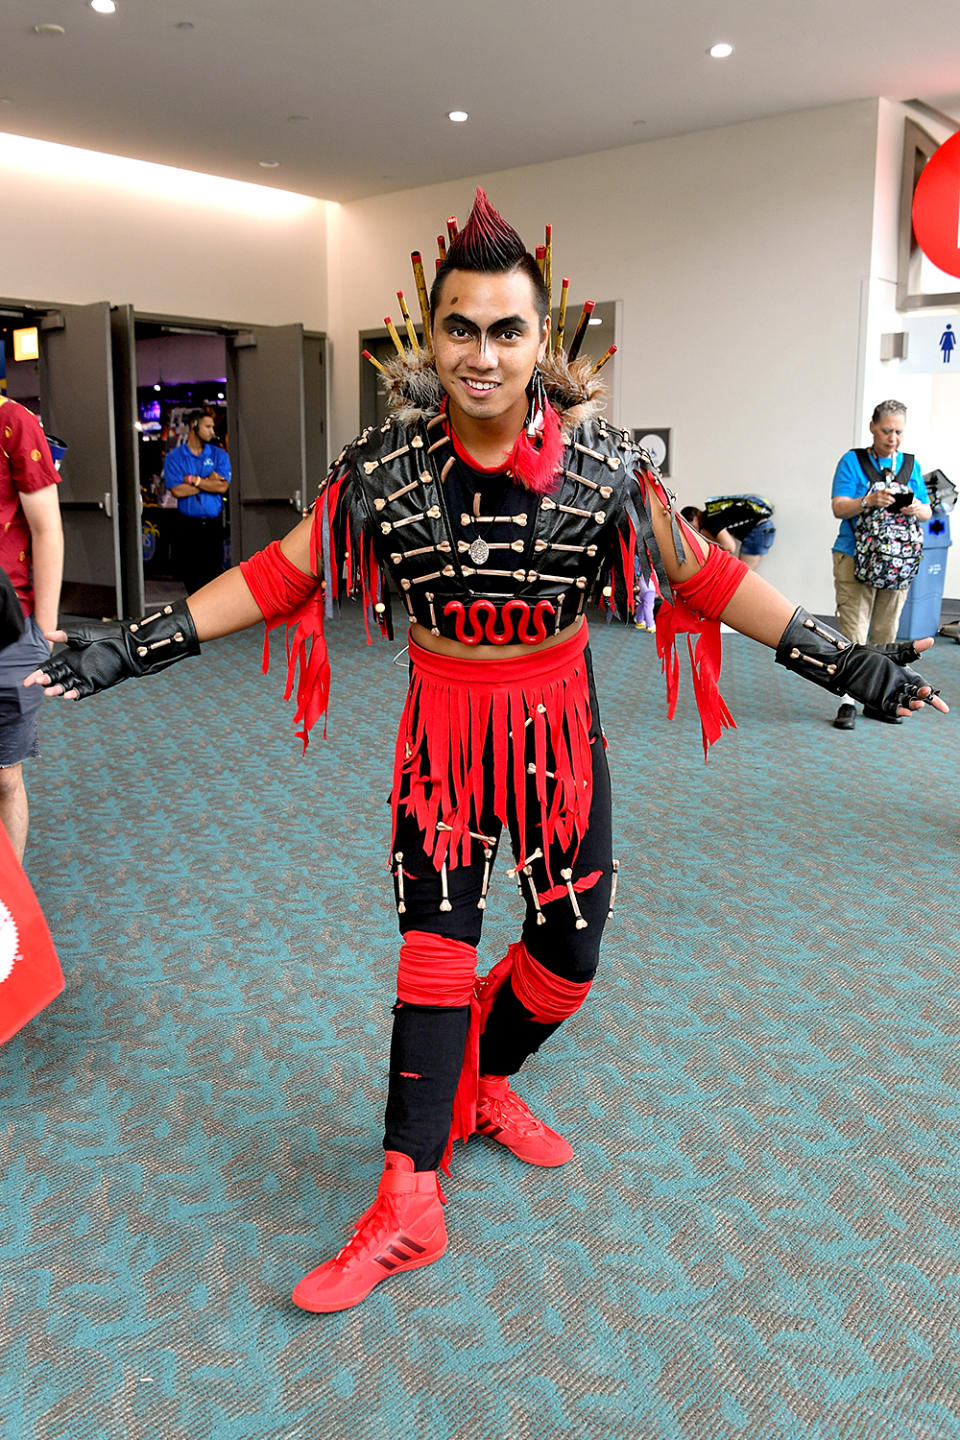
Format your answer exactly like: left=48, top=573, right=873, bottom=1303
left=2, top=0, right=959, bottom=202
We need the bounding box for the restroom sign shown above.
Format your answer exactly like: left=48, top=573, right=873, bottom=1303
left=912, top=131, right=960, bottom=279
left=899, top=312, right=960, bottom=373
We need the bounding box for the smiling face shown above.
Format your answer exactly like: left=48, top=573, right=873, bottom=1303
left=869, top=411, right=905, bottom=458
left=431, top=267, right=549, bottom=438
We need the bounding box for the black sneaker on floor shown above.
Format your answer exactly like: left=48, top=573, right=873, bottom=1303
left=862, top=705, right=902, bottom=724
left=832, top=704, right=856, bottom=730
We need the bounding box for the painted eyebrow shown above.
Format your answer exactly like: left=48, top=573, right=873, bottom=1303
left=441, top=312, right=530, bottom=332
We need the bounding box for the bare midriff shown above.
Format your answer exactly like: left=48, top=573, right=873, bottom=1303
left=410, top=615, right=584, bottom=661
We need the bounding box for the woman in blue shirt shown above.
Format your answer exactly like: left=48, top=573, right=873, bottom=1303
left=830, top=399, right=931, bottom=728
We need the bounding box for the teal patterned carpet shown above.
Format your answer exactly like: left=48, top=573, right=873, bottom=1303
left=2, top=612, right=959, bottom=1440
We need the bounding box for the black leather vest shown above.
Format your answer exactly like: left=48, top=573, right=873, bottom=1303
left=321, top=411, right=661, bottom=644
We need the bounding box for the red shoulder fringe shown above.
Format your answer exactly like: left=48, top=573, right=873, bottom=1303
left=239, top=469, right=391, bottom=752
left=628, top=469, right=743, bottom=758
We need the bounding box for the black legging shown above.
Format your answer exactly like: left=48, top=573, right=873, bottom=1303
left=384, top=647, right=615, bottom=1169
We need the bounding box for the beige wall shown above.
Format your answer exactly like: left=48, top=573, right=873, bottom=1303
left=0, top=137, right=330, bottom=328
left=2, top=105, right=906, bottom=613
left=330, top=101, right=881, bottom=611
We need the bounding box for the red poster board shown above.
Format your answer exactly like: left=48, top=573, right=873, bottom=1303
left=0, top=826, right=64, bottom=1045
left=912, top=131, right=960, bottom=279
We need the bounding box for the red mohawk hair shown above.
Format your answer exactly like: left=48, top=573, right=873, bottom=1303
left=446, top=187, right=526, bottom=271
left=429, top=189, right=548, bottom=321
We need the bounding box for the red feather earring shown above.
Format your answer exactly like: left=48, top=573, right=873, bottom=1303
left=505, top=366, right=563, bottom=495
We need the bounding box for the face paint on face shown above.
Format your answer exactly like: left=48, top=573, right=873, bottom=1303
left=431, top=268, right=548, bottom=437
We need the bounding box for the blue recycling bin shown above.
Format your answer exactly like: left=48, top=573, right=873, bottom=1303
left=897, top=513, right=951, bottom=640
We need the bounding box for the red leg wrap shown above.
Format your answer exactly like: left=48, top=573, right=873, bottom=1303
left=510, top=940, right=593, bottom=1023
left=396, top=930, right=478, bottom=1008
left=393, top=933, right=595, bottom=1172
left=475, top=940, right=591, bottom=1026
left=396, top=930, right=479, bottom=1174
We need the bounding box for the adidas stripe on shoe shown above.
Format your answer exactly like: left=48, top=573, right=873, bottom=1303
left=474, top=1076, right=574, bottom=1166
left=292, top=1152, right=447, bottom=1313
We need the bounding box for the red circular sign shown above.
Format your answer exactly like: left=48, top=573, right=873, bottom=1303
left=913, top=131, right=960, bottom=278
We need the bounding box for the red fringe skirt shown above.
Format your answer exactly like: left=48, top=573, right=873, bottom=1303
left=391, top=623, right=595, bottom=878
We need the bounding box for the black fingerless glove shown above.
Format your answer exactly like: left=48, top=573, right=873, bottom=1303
left=41, top=600, right=200, bottom=699
left=774, top=607, right=937, bottom=716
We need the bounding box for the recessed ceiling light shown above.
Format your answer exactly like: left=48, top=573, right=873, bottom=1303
left=258, top=160, right=280, bottom=169
left=90, top=0, right=117, bottom=14
left=448, top=110, right=469, bottom=124
left=709, top=42, right=734, bottom=58
left=588, top=317, right=603, bottom=326
left=33, top=23, right=66, bottom=36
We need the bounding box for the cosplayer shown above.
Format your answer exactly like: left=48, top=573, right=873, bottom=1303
left=27, top=192, right=947, bottom=1314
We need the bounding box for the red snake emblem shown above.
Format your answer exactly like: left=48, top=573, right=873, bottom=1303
left=443, top=598, right=556, bottom=645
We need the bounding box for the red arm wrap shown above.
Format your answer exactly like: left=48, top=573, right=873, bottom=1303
left=238, top=540, right=329, bottom=752
left=239, top=539, right=319, bottom=620
left=671, top=543, right=748, bottom=619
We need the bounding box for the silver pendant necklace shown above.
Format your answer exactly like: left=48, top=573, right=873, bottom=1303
left=464, top=484, right=494, bottom=566
left=457, top=452, right=516, bottom=567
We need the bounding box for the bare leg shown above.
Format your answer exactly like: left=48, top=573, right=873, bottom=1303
left=0, top=763, right=28, bottom=861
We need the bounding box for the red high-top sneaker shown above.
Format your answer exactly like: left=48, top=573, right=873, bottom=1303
left=474, top=1076, right=574, bottom=1166
left=292, top=1152, right=447, bottom=1313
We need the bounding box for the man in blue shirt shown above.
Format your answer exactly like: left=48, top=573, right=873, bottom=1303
left=830, top=399, right=931, bottom=729
left=163, top=411, right=231, bottom=593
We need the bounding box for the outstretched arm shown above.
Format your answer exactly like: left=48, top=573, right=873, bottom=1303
left=184, top=509, right=314, bottom=641
left=27, top=507, right=319, bottom=699
left=646, top=482, right=947, bottom=719
left=648, top=497, right=795, bottom=644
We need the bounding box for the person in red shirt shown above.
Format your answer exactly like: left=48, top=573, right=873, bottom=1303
left=0, top=398, right=63, bottom=860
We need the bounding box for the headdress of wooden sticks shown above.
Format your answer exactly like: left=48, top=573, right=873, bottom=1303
left=365, top=193, right=615, bottom=379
